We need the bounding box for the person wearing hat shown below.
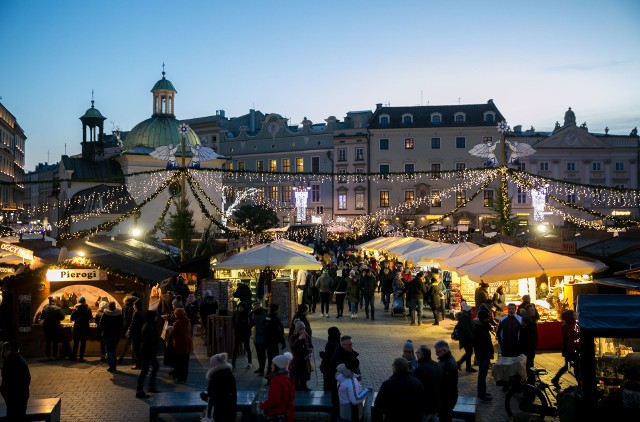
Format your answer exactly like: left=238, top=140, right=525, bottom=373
left=402, top=340, right=418, bottom=373
left=1, top=340, right=31, bottom=419
left=288, top=304, right=312, bottom=338
left=473, top=309, right=494, bottom=402
left=204, top=353, right=236, bottom=421
left=265, top=304, right=286, bottom=376
left=289, top=320, right=313, bottom=391
left=41, top=296, right=65, bottom=361
left=336, top=358, right=365, bottom=422
left=260, top=352, right=295, bottom=422
left=69, top=296, right=93, bottom=362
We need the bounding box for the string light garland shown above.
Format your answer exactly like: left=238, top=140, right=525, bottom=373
left=147, top=196, right=173, bottom=237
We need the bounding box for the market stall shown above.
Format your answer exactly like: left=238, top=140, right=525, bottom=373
left=577, top=294, right=640, bottom=419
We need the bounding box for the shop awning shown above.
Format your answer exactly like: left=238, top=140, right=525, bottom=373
left=385, top=238, right=437, bottom=257
left=593, top=277, right=640, bottom=291
left=418, top=242, right=481, bottom=264
left=440, top=243, right=521, bottom=271
left=577, top=294, right=640, bottom=333
left=215, top=243, right=322, bottom=270
left=271, top=238, right=314, bottom=254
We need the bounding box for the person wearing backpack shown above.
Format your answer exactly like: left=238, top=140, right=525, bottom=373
left=454, top=302, right=476, bottom=372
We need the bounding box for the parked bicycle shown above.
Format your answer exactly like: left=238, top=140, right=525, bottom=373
left=505, top=367, right=559, bottom=418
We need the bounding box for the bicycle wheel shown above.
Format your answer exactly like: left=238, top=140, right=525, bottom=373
left=505, top=384, right=549, bottom=417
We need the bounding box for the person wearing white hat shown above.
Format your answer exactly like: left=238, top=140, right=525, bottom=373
left=203, top=352, right=236, bottom=421
left=260, top=352, right=295, bottom=421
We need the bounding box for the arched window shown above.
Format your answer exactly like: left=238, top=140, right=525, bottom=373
left=402, top=114, right=413, bottom=125
left=431, top=113, right=442, bottom=124
left=379, top=115, right=390, bottom=126
left=454, top=113, right=466, bottom=123
left=484, top=112, right=495, bottom=124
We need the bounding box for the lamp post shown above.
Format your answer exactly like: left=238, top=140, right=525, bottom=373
left=178, top=123, right=190, bottom=262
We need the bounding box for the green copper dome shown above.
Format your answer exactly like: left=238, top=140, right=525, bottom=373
left=122, top=116, right=200, bottom=153
left=152, top=74, right=176, bottom=92
left=80, top=101, right=106, bottom=121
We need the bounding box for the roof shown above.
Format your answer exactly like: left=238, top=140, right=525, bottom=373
left=66, top=184, right=136, bottom=214
left=61, top=155, right=124, bottom=181
left=368, top=100, right=505, bottom=129
left=122, top=115, right=200, bottom=152
left=593, top=277, right=640, bottom=291
left=80, top=103, right=106, bottom=121
left=577, top=294, right=640, bottom=333
left=152, top=74, right=176, bottom=92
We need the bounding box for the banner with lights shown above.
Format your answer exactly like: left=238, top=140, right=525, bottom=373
left=0, top=242, right=34, bottom=261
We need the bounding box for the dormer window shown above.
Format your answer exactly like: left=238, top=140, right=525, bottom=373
left=454, top=112, right=466, bottom=123
left=379, top=115, right=390, bottom=126
left=430, top=113, right=442, bottom=124
left=402, top=114, right=413, bottom=125
left=483, top=112, right=495, bottom=124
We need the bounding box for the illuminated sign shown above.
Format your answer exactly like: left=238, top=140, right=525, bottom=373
left=46, top=269, right=107, bottom=282
left=426, top=215, right=444, bottom=220
left=612, top=210, right=631, bottom=216
left=0, top=242, right=34, bottom=261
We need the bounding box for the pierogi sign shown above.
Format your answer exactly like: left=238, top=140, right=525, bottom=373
left=46, top=269, right=107, bottom=282
left=0, top=242, right=34, bottom=261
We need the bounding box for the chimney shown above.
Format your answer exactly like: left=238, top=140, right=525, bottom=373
left=376, top=103, right=382, bottom=111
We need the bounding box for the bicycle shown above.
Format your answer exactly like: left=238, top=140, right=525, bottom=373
left=505, top=367, right=559, bottom=418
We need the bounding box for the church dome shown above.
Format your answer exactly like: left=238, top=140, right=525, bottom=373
left=81, top=104, right=105, bottom=120
left=122, top=116, right=200, bottom=153
left=152, top=75, right=176, bottom=92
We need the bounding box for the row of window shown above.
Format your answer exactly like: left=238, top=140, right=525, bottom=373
left=539, top=161, right=626, bottom=172
left=226, top=157, right=320, bottom=173
left=378, top=112, right=496, bottom=126
left=378, top=136, right=471, bottom=150
left=375, top=189, right=493, bottom=208
left=375, top=163, right=467, bottom=179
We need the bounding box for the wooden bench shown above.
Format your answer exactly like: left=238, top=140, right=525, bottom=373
left=452, top=395, right=477, bottom=422
left=0, top=397, right=61, bottom=422
left=148, top=390, right=255, bottom=421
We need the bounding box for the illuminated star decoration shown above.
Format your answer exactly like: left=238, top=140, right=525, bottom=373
left=497, top=120, right=510, bottom=133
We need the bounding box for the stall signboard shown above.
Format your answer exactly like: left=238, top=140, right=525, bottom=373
left=46, top=268, right=108, bottom=282
left=0, top=242, right=33, bottom=261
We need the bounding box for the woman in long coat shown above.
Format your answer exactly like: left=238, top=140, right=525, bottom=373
left=289, top=320, right=312, bottom=391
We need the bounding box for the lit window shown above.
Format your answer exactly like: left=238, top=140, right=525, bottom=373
left=269, top=186, right=278, bottom=200
left=405, top=138, right=414, bottom=149
left=431, top=190, right=441, bottom=207
left=296, top=158, right=304, bottom=172
left=282, top=158, right=290, bottom=173
left=256, top=160, right=264, bottom=172
left=379, top=191, right=389, bottom=207
left=338, top=148, right=347, bottom=161
left=238, top=161, right=245, bottom=171
left=431, top=163, right=441, bottom=179
left=483, top=190, right=494, bottom=207
left=379, top=138, right=389, bottom=150
left=355, top=148, right=364, bottom=161
left=269, top=159, right=277, bottom=172
left=431, top=138, right=440, bottom=149
left=338, top=193, right=347, bottom=210
left=355, top=191, right=364, bottom=210
left=405, top=190, right=414, bottom=205
left=456, top=190, right=466, bottom=207
left=282, top=186, right=292, bottom=202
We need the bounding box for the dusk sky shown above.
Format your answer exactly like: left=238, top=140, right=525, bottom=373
left=2, top=0, right=639, bottom=172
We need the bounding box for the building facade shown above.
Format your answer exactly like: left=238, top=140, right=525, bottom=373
left=0, top=102, right=26, bottom=224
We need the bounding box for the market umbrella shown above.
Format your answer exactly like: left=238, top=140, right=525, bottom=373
left=386, top=238, right=437, bottom=257
left=398, top=243, right=444, bottom=265
left=271, top=238, right=313, bottom=254
left=418, top=242, right=481, bottom=265
left=356, top=236, right=389, bottom=250
left=439, top=242, right=521, bottom=271
left=377, top=237, right=417, bottom=253
left=215, top=243, right=322, bottom=270
left=359, top=236, right=407, bottom=251
left=456, top=246, right=608, bottom=283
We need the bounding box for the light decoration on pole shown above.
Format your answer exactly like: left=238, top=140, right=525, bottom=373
left=531, top=185, right=547, bottom=222
left=293, top=186, right=310, bottom=223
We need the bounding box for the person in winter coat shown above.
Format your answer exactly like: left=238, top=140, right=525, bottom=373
left=473, top=310, right=495, bottom=402
left=128, top=299, right=145, bottom=369
left=94, top=300, right=109, bottom=362
left=520, top=303, right=539, bottom=383
left=434, top=340, right=458, bottom=422
left=336, top=359, right=365, bottom=422
left=70, top=296, right=93, bottom=362
left=1, top=341, right=30, bottom=419
left=402, top=339, right=419, bottom=373
left=492, top=285, right=507, bottom=319
left=288, top=304, right=312, bottom=338
left=260, top=352, right=295, bottom=422
left=496, top=303, right=522, bottom=357
left=136, top=310, right=160, bottom=398
left=360, top=268, right=377, bottom=320
left=428, top=277, right=442, bottom=325
left=289, top=320, right=313, bottom=391
left=308, top=271, right=320, bottom=314
left=329, top=335, right=360, bottom=422
left=184, top=293, right=199, bottom=336
left=170, top=307, right=193, bottom=383
left=407, top=273, right=427, bottom=326
left=320, top=326, right=342, bottom=391
left=232, top=302, right=253, bottom=369
left=333, top=271, right=348, bottom=318
left=316, top=269, right=334, bottom=318
left=346, top=270, right=361, bottom=319
left=198, top=290, right=218, bottom=336
left=118, top=293, right=138, bottom=364
left=250, top=301, right=268, bottom=375
left=205, top=353, right=237, bottom=421
left=474, top=282, right=492, bottom=312
left=413, top=344, right=443, bottom=421
left=551, top=309, right=580, bottom=389
left=373, top=357, right=426, bottom=422
left=99, top=301, right=124, bottom=372
left=379, top=267, right=394, bottom=312
left=265, top=304, right=286, bottom=376
left=41, top=296, right=65, bottom=360
left=233, top=281, right=252, bottom=308
left=455, top=304, right=476, bottom=372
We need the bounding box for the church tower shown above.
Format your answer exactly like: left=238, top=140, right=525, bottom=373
left=79, top=93, right=106, bottom=161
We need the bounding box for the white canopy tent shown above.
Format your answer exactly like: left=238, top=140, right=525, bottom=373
left=456, top=246, right=607, bottom=283
left=215, top=243, right=322, bottom=270
left=384, top=238, right=437, bottom=257
left=418, top=242, right=481, bottom=266
left=271, top=238, right=314, bottom=254
left=439, top=243, right=521, bottom=272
